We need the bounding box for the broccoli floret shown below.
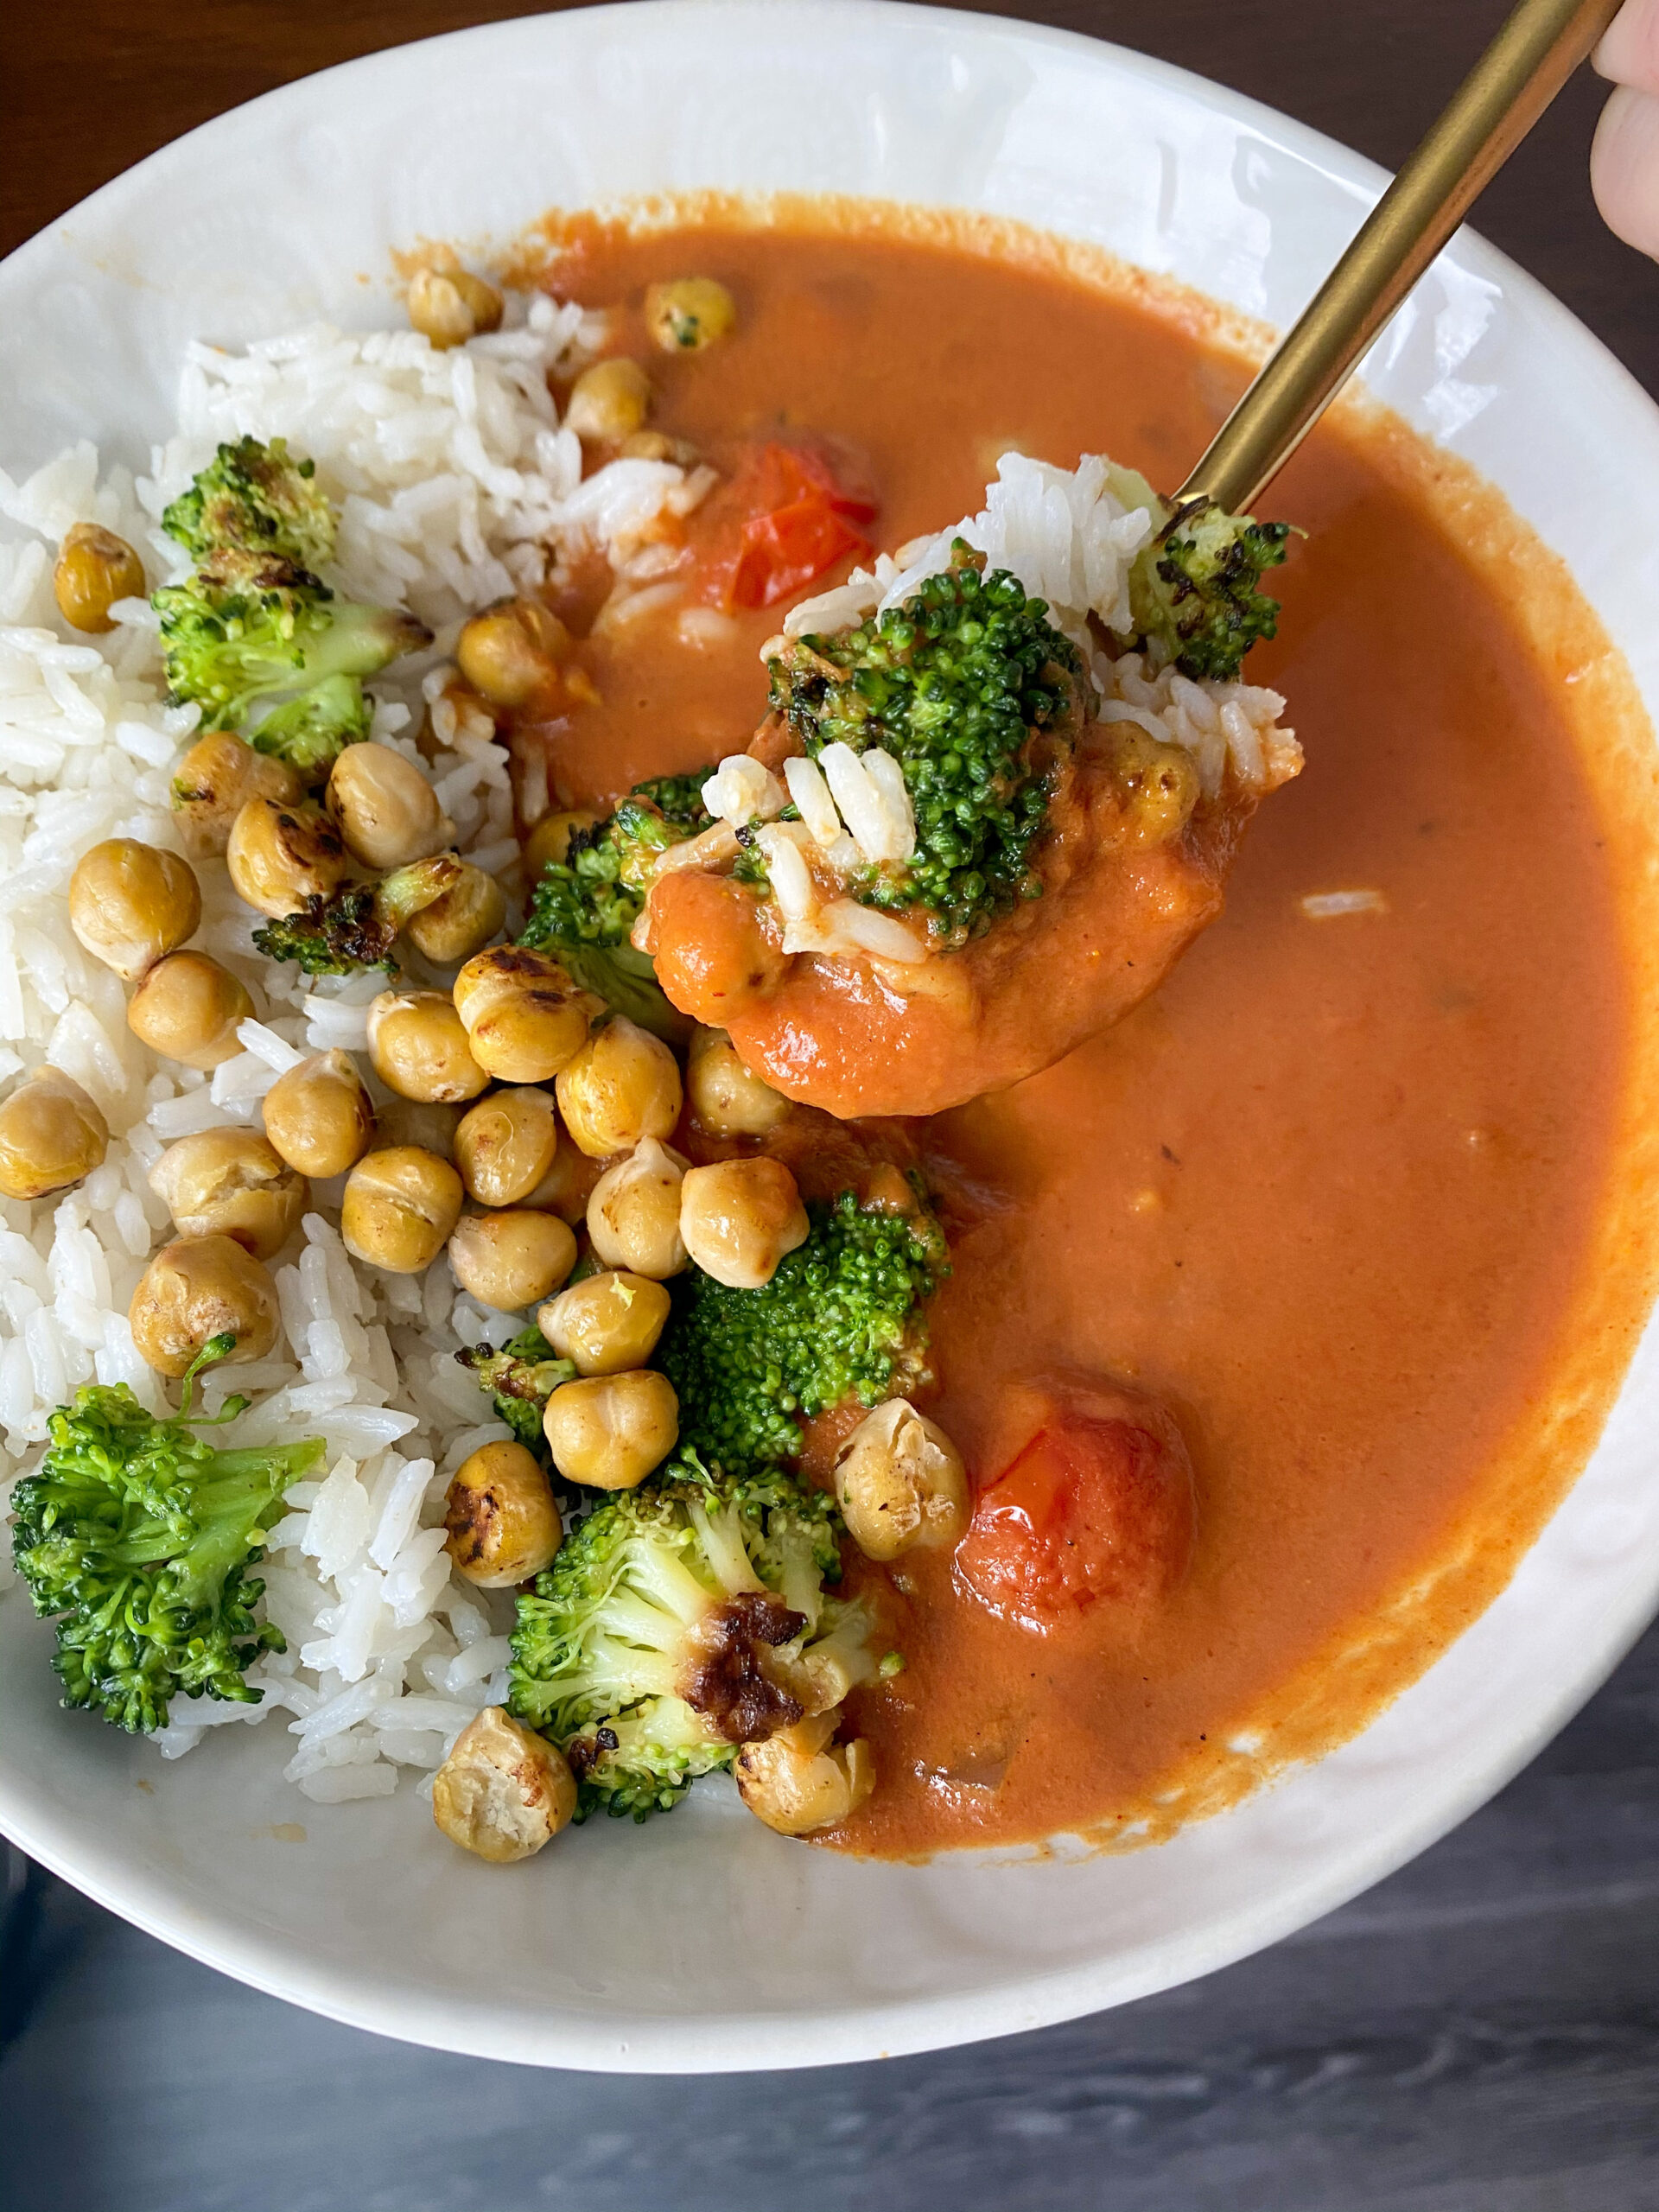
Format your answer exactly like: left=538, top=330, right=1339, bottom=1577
left=769, top=548, right=1084, bottom=947
left=657, top=1188, right=946, bottom=1479
left=509, top=1467, right=873, bottom=1820
left=251, top=853, right=464, bottom=976
left=156, top=575, right=430, bottom=734
left=162, top=435, right=337, bottom=574
left=519, top=775, right=712, bottom=1043
left=10, top=1351, right=324, bottom=1734
left=455, top=1325, right=576, bottom=1454
left=1104, top=463, right=1291, bottom=683
left=250, top=672, right=372, bottom=777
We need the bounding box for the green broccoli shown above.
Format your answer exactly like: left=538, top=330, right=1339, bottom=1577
left=250, top=671, right=372, bottom=778
left=455, top=1325, right=576, bottom=1454
left=251, top=852, right=464, bottom=976
left=9, top=1347, right=324, bottom=1734
left=156, top=575, right=429, bottom=734
left=1105, top=463, right=1291, bottom=683
left=769, top=546, right=1084, bottom=947
left=509, top=1467, right=876, bottom=1820
left=162, top=435, right=337, bottom=574
left=518, top=775, right=712, bottom=1042
left=657, top=1187, right=946, bottom=1479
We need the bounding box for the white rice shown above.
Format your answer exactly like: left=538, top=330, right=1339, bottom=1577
left=0, top=292, right=717, bottom=1802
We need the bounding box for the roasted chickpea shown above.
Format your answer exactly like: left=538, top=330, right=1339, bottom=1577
left=542, top=1369, right=679, bottom=1489
left=522, top=810, right=598, bottom=879
left=678, top=1157, right=809, bottom=1290
left=553, top=1016, right=682, bottom=1160
left=0, top=1068, right=108, bottom=1201
left=402, top=862, right=505, bottom=965
left=326, top=743, right=453, bottom=872
left=833, top=1399, right=969, bottom=1562
left=340, top=1145, right=463, bottom=1273
left=68, top=839, right=200, bottom=982
left=170, top=731, right=303, bottom=858
left=431, top=1707, right=575, bottom=1863
left=226, top=799, right=349, bottom=920
left=149, top=1128, right=308, bottom=1262
left=366, top=989, right=490, bottom=1104
left=586, top=1138, right=687, bottom=1279
left=520, top=1137, right=601, bottom=1224
left=407, top=263, right=504, bottom=350
left=686, top=1026, right=789, bottom=1137
left=455, top=598, right=571, bottom=710
left=453, top=947, right=598, bottom=1084
left=564, top=357, right=652, bottom=443
left=54, top=523, right=145, bottom=633
left=261, top=1049, right=376, bottom=1179
left=448, top=1209, right=577, bottom=1312
left=644, top=276, right=737, bottom=352
left=129, top=1234, right=280, bottom=1377
left=1103, top=728, right=1201, bottom=849
left=127, top=950, right=253, bottom=1071
left=454, top=1086, right=559, bottom=1207
left=538, top=1269, right=671, bottom=1376
left=443, top=1440, right=563, bottom=1588
left=735, top=1713, right=874, bottom=1836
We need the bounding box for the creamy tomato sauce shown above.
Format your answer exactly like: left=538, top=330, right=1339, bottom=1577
left=524, top=210, right=1659, bottom=1856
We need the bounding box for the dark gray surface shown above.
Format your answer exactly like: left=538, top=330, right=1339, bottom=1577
left=5, top=1621, right=1659, bottom=2210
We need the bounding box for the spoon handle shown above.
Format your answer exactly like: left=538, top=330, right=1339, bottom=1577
left=1175, top=0, right=1624, bottom=514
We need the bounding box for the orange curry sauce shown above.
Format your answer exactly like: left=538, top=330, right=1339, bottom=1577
left=520, top=210, right=1659, bottom=1856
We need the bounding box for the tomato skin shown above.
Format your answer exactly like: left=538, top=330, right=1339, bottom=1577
left=957, top=1387, right=1195, bottom=1631
left=696, top=442, right=876, bottom=612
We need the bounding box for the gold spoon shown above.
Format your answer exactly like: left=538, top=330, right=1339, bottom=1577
left=1177, top=0, right=1624, bottom=515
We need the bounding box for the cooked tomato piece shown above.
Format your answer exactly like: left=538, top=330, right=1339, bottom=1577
left=697, top=441, right=876, bottom=611
left=957, top=1385, right=1194, bottom=1630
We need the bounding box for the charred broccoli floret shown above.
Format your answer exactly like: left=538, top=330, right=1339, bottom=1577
left=162, top=435, right=336, bottom=575
left=509, top=1467, right=875, bottom=1820
left=251, top=853, right=463, bottom=976
left=250, top=671, right=372, bottom=777
left=455, top=1325, right=576, bottom=1455
left=518, top=774, right=712, bottom=1041
left=769, top=548, right=1084, bottom=947
left=9, top=1348, right=324, bottom=1734
left=1107, top=465, right=1291, bottom=683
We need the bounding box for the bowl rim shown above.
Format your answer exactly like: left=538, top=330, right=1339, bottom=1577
left=5, top=0, right=1659, bottom=2073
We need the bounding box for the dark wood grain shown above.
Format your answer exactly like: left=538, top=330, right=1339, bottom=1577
left=4, top=4, right=1659, bottom=2206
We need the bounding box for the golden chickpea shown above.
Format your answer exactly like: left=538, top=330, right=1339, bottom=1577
left=586, top=1137, right=687, bottom=1279
left=54, top=523, right=146, bottom=633
left=833, top=1399, right=969, bottom=1563
left=261, top=1049, right=376, bottom=1179
left=148, top=1128, right=308, bottom=1262
left=520, top=1138, right=601, bottom=1224
left=619, top=429, right=700, bottom=466
left=431, top=1707, right=575, bottom=1863
left=171, top=731, right=303, bottom=858
left=678, top=1157, right=809, bottom=1290
left=444, top=1440, right=563, bottom=1589
left=685, top=1026, right=790, bottom=1138
left=407, top=264, right=504, bottom=350
left=226, top=799, right=348, bottom=920
left=1103, top=728, right=1201, bottom=849
left=340, top=1146, right=463, bottom=1273
left=564, top=357, right=652, bottom=443
left=127, top=950, right=253, bottom=1071
left=537, top=1270, right=671, bottom=1376
left=555, top=1016, right=682, bottom=1160
left=644, top=276, right=738, bottom=353
left=0, top=1068, right=108, bottom=1201
left=325, top=743, right=452, bottom=873
left=453, top=948, right=598, bottom=1084
left=68, top=839, right=200, bottom=982
left=129, top=1234, right=280, bottom=1377
left=735, top=1714, right=874, bottom=1836
left=366, top=990, right=489, bottom=1104
left=454, top=1087, right=558, bottom=1208
left=455, top=599, right=571, bottom=710
left=448, top=1209, right=577, bottom=1312
left=543, top=1369, right=678, bottom=1489
left=522, top=810, right=598, bottom=880
left=402, top=863, right=505, bottom=965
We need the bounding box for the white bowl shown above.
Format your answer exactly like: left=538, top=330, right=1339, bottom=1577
left=4, top=0, right=1659, bottom=2073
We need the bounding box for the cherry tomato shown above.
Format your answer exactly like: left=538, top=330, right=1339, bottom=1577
left=697, top=442, right=876, bottom=612
left=957, top=1395, right=1194, bottom=1630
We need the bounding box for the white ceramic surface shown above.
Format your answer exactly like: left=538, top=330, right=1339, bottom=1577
left=3, top=0, right=1659, bottom=2074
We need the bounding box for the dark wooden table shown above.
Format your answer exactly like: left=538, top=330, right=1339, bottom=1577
left=4, top=4, right=1659, bottom=2206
